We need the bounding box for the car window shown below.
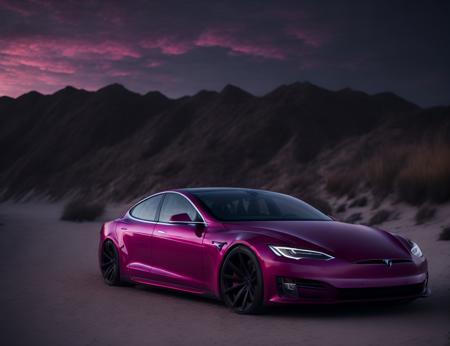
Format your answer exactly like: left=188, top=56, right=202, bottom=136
left=159, top=193, right=201, bottom=223
left=192, top=190, right=331, bottom=222
left=130, top=195, right=163, bottom=221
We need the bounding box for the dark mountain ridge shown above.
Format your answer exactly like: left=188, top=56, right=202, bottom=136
left=1, top=82, right=447, bottom=205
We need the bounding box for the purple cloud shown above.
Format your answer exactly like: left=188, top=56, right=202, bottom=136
left=0, top=0, right=448, bottom=106
left=195, top=29, right=287, bottom=60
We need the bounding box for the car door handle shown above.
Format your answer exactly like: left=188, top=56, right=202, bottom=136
left=157, top=230, right=166, bottom=234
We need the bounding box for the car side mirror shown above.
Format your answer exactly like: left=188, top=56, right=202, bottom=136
left=170, top=213, right=193, bottom=223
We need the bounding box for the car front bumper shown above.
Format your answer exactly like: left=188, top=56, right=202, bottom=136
left=262, top=256, right=429, bottom=305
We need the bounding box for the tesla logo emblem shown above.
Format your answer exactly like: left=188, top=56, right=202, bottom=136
left=383, top=259, right=393, bottom=267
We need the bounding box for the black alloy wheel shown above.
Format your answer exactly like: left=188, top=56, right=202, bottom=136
left=101, top=240, right=122, bottom=286
left=221, top=246, right=264, bottom=314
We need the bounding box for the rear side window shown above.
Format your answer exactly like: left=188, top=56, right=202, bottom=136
left=130, top=195, right=163, bottom=221
left=159, top=193, right=201, bottom=223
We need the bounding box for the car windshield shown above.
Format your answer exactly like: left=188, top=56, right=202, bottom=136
left=191, top=190, right=332, bottom=222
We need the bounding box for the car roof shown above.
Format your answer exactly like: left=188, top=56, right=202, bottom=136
left=177, top=187, right=268, bottom=194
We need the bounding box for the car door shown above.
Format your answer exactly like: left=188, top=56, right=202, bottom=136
left=120, top=194, right=164, bottom=279
left=151, top=193, right=206, bottom=290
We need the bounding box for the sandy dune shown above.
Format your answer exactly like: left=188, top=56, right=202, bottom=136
left=1, top=202, right=449, bottom=346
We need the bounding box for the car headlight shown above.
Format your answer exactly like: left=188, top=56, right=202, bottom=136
left=269, top=245, right=334, bottom=260
left=409, top=241, right=423, bottom=257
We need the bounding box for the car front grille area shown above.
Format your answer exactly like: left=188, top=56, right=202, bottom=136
left=277, top=277, right=426, bottom=301
left=355, top=259, right=413, bottom=265
left=336, top=283, right=425, bottom=300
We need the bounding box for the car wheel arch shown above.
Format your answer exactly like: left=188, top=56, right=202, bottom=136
left=217, top=241, right=265, bottom=300
left=101, top=237, right=126, bottom=270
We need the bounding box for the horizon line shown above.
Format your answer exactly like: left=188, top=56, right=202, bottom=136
left=0, top=81, right=428, bottom=108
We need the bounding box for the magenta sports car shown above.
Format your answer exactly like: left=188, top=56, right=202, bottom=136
left=99, top=188, right=429, bottom=314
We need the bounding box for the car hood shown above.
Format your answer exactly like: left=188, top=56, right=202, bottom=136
left=226, top=220, right=411, bottom=262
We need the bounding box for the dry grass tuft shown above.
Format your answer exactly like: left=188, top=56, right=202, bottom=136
left=364, top=147, right=408, bottom=197
left=397, top=144, right=450, bottom=205
left=325, top=139, right=450, bottom=205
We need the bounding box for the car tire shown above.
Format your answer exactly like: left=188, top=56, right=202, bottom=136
left=220, top=245, right=264, bottom=314
left=100, top=240, right=123, bottom=286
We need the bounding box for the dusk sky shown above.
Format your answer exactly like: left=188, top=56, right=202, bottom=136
left=0, top=0, right=449, bottom=106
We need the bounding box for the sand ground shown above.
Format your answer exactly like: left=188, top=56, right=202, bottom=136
left=0, top=202, right=449, bottom=346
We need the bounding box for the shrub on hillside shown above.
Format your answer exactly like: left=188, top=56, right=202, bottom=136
left=336, top=203, right=346, bottom=213
left=345, top=212, right=362, bottom=224
left=368, top=209, right=392, bottom=226
left=349, top=196, right=368, bottom=208
left=61, top=200, right=105, bottom=222
left=415, top=205, right=436, bottom=225
left=325, top=172, right=358, bottom=197
left=302, top=196, right=333, bottom=216
left=439, top=226, right=450, bottom=241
